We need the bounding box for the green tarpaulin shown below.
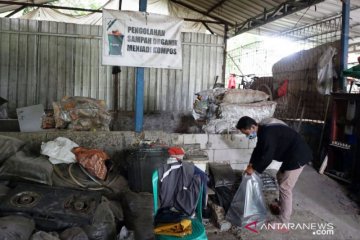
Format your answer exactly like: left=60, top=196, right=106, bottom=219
left=343, top=64, right=360, bottom=79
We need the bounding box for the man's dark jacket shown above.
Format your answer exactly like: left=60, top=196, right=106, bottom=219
left=250, top=124, right=312, bottom=173
left=158, top=162, right=201, bottom=216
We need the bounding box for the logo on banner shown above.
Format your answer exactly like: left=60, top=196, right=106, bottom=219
left=106, top=19, right=125, bottom=56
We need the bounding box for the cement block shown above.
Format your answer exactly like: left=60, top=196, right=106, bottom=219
left=183, top=134, right=208, bottom=149
left=144, top=131, right=172, bottom=143
left=194, top=134, right=208, bottom=149
left=170, top=134, right=184, bottom=145
left=204, top=149, right=214, bottom=162
left=208, top=134, right=249, bottom=149
left=213, top=148, right=253, bottom=163
left=183, top=134, right=197, bottom=145
left=208, top=199, right=232, bottom=232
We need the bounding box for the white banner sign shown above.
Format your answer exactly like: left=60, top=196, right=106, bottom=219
left=102, top=10, right=183, bottom=69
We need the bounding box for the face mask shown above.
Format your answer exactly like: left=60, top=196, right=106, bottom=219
left=247, top=131, right=257, bottom=140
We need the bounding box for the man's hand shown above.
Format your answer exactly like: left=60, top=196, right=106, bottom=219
left=245, top=164, right=254, bottom=175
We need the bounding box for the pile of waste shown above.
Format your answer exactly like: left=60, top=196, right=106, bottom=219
left=193, top=88, right=277, bottom=133
left=0, top=135, right=132, bottom=240
left=53, top=96, right=111, bottom=131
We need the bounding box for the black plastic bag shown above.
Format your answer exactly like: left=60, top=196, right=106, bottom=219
left=214, top=186, right=236, bottom=212
left=60, top=227, right=89, bottom=240
left=209, top=163, right=236, bottom=187
left=0, top=151, right=53, bottom=185
left=120, top=191, right=154, bottom=240
left=0, top=135, right=25, bottom=164
left=31, top=231, right=60, bottom=240
left=0, top=215, right=35, bottom=240
left=83, top=197, right=116, bottom=240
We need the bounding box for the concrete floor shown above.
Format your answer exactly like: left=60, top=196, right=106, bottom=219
left=206, top=165, right=360, bottom=240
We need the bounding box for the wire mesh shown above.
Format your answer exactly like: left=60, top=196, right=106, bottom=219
left=226, top=15, right=343, bottom=78
left=225, top=15, right=353, bottom=123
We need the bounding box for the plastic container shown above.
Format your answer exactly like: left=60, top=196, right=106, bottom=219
left=127, top=147, right=169, bottom=192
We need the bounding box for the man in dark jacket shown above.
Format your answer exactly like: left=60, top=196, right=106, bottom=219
left=236, top=116, right=312, bottom=224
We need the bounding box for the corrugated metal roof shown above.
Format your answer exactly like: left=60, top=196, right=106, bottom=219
left=0, top=0, right=54, bottom=14
left=250, top=0, right=360, bottom=35
left=170, top=0, right=360, bottom=42
left=1, top=0, right=359, bottom=48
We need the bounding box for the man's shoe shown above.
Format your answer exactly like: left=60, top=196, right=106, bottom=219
left=269, top=203, right=281, bottom=215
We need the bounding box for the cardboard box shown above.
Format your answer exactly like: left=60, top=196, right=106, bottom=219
left=16, top=104, right=44, bottom=132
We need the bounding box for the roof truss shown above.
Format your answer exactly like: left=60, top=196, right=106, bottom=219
left=234, top=0, right=325, bottom=35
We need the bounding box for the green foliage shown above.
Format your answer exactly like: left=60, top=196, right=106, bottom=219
left=23, top=7, right=37, bottom=15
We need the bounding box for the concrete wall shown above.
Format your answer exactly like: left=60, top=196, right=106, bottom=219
left=179, top=133, right=256, bottom=170
left=0, top=131, right=260, bottom=170
left=110, top=111, right=201, bottom=133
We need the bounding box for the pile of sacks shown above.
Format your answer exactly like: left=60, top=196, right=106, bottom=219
left=53, top=96, right=111, bottom=131
left=193, top=88, right=277, bottom=133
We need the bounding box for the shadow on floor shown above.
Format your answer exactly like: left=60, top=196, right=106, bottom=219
left=206, top=165, right=360, bottom=240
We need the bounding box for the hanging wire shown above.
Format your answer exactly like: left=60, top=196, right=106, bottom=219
left=293, top=6, right=311, bottom=29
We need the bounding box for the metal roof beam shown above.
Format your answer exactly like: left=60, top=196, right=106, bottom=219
left=280, top=6, right=360, bottom=36
left=234, top=0, right=324, bottom=35
left=183, top=18, right=222, bottom=24
left=202, top=22, right=215, bottom=35
left=283, top=26, right=360, bottom=41
left=170, top=0, right=234, bottom=27
left=0, top=0, right=102, bottom=13
left=5, top=5, right=25, bottom=17
left=206, top=0, right=228, bottom=14
left=349, top=43, right=360, bottom=53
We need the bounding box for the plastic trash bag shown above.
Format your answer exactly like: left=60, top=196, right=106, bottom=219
left=0, top=215, right=35, bottom=240
left=222, top=89, right=269, bottom=104
left=30, top=231, right=60, bottom=240
left=225, top=173, right=267, bottom=227
left=120, top=191, right=154, bottom=240
left=72, top=147, right=110, bottom=180
left=117, top=226, right=135, bottom=240
left=219, top=101, right=277, bottom=122
left=317, top=46, right=337, bottom=95
left=83, top=197, right=117, bottom=240
left=60, top=227, right=89, bottom=240
left=53, top=96, right=111, bottom=131
left=0, top=151, right=53, bottom=185
left=0, top=135, right=25, bottom=164
left=41, top=137, right=79, bottom=164
left=0, top=105, right=8, bottom=119
left=209, top=163, right=236, bottom=188
left=192, top=96, right=208, bottom=120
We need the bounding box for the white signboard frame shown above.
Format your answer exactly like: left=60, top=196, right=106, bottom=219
left=102, top=10, right=183, bottom=69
